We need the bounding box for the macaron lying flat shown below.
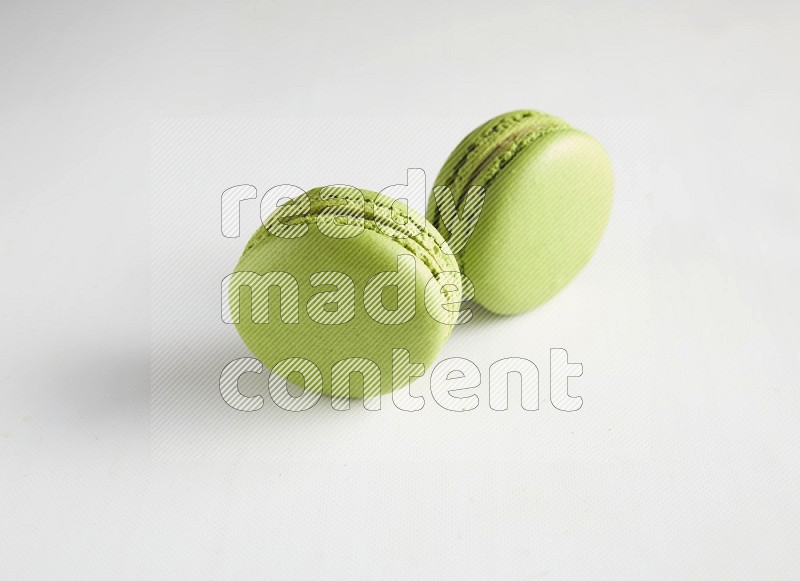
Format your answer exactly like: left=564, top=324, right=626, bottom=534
left=428, top=110, right=614, bottom=315
left=230, top=186, right=462, bottom=399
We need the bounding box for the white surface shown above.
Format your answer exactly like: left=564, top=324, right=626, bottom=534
left=2, top=1, right=799, bottom=579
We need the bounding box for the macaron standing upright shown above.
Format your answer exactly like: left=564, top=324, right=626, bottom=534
left=428, top=110, right=614, bottom=315
left=229, top=186, right=462, bottom=399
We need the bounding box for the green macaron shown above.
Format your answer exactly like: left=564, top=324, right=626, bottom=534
left=229, top=186, right=462, bottom=399
left=428, top=110, right=614, bottom=315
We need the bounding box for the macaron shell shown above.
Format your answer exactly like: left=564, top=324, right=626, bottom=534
left=460, top=129, right=614, bottom=315
left=427, top=110, right=569, bottom=231
left=266, top=186, right=459, bottom=283
left=231, top=219, right=456, bottom=398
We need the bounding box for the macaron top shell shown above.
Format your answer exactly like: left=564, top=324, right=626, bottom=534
left=259, top=186, right=459, bottom=296
left=428, top=110, right=570, bottom=233
left=429, top=110, right=614, bottom=315
left=231, top=187, right=461, bottom=398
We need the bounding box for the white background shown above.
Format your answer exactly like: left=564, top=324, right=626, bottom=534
left=2, top=1, right=799, bottom=579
